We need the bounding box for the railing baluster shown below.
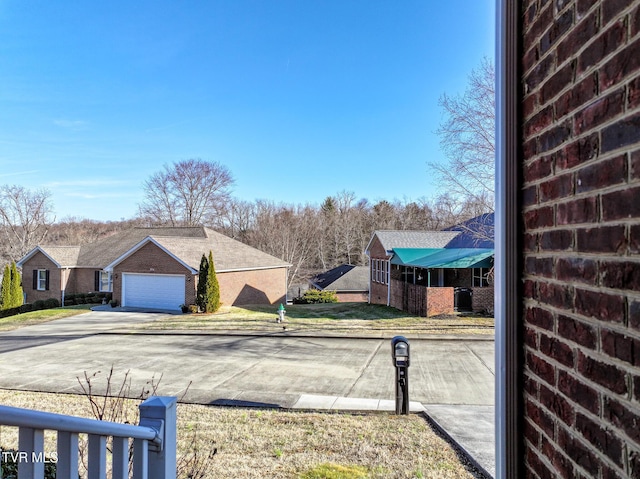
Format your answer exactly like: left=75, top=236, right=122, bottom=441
left=18, top=427, right=44, bottom=479
left=87, top=434, right=107, bottom=479
left=0, top=397, right=177, bottom=479
left=112, top=436, right=129, bottom=479
left=132, top=438, right=149, bottom=479
left=56, top=431, right=79, bottom=479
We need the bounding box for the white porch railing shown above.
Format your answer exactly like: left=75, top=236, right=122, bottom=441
left=0, top=396, right=177, bottom=479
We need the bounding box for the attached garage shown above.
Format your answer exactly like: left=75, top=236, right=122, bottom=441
left=122, top=273, right=185, bottom=311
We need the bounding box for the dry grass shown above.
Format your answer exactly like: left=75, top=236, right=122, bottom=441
left=0, top=390, right=485, bottom=479
left=142, top=303, right=494, bottom=336
left=0, top=305, right=92, bottom=331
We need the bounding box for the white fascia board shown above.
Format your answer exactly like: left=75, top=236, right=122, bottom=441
left=364, top=232, right=379, bottom=255
left=104, top=237, right=198, bottom=274
left=16, top=247, right=62, bottom=269
left=217, top=264, right=291, bottom=273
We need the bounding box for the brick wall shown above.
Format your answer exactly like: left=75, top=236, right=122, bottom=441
left=113, top=242, right=195, bottom=305
left=521, top=0, right=640, bottom=477
left=336, top=292, right=369, bottom=303
left=21, top=252, right=62, bottom=304
left=426, top=287, right=454, bottom=317
left=471, top=287, right=494, bottom=314
left=368, top=235, right=391, bottom=305
left=215, top=268, right=287, bottom=306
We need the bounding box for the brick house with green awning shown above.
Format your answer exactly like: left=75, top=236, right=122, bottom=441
left=365, top=214, right=494, bottom=317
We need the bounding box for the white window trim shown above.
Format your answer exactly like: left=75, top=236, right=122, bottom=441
left=99, top=271, right=113, bottom=292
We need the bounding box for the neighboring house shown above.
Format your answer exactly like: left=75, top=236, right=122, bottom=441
left=17, top=227, right=290, bottom=311
left=309, top=264, right=369, bottom=302
left=365, top=214, right=494, bottom=317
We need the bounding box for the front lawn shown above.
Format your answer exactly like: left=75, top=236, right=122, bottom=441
left=0, top=389, right=485, bottom=479
left=0, top=304, right=93, bottom=331
left=143, top=303, right=494, bottom=336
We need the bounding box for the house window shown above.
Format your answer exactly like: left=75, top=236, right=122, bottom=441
left=473, top=268, right=489, bottom=287
left=99, top=271, right=112, bottom=292
left=36, top=269, right=49, bottom=291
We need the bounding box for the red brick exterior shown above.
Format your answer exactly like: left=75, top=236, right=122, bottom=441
left=112, top=242, right=287, bottom=307
left=368, top=235, right=392, bottom=306
left=369, top=235, right=493, bottom=315
left=521, top=0, right=640, bottom=476
left=426, top=287, right=455, bottom=317
left=212, top=268, right=287, bottom=306
left=20, top=252, right=63, bottom=303
left=471, top=287, right=494, bottom=314
left=335, top=292, right=368, bottom=303
left=21, top=241, right=286, bottom=308
left=113, top=242, right=196, bottom=306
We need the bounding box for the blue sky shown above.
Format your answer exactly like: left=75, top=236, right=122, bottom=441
left=0, top=1, right=495, bottom=222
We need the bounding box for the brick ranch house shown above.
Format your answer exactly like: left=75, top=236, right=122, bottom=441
left=497, top=0, right=640, bottom=476
left=17, top=227, right=290, bottom=311
left=365, top=220, right=494, bottom=317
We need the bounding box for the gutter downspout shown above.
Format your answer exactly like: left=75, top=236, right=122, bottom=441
left=387, top=257, right=391, bottom=307
left=496, top=0, right=521, bottom=475
left=365, top=250, right=371, bottom=304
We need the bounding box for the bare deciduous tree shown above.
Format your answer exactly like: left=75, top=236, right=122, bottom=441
left=432, top=58, right=495, bottom=215
left=139, top=159, right=234, bottom=226
left=248, top=201, right=319, bottom=287
left=0, top=185, right=55, bottom=262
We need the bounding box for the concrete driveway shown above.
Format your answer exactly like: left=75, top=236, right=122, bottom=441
left=0, top=310, right=496, bottom=476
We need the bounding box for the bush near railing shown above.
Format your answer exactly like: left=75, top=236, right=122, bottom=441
left=0, top=447, right=57, bottom=478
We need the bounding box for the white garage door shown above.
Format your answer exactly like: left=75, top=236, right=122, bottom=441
left=122, top=273, right=185, bottom=311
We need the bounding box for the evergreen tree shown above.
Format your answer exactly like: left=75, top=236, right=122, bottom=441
left=205, top=251, right=220, bottom=313
left=196, top=254, right=209, bottom=312
left=10, top=262, right=23, bottom=307
left=1, top=264, right=11, bottom=310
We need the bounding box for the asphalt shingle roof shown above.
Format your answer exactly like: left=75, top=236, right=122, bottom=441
left=310, top=265, right=369, bottom=292
left=35, top=246, right=82, bottom=267
left=372, top=230, right=460, bottom=252
left=38, top=227, right=289, bottom=271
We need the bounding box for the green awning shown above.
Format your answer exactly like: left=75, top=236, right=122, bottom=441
left=391, top=248, right=494, bottom=269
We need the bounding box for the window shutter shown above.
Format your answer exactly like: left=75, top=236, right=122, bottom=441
left=45, top=270, right=50, bottom=291
left=33, top=270, right=37, bottom=290
left=95, top=271, right=100, bottom=291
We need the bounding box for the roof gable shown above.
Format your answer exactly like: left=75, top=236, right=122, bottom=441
left=104, top=236, right=198, bottom=273
left=19, top=227, right=290, bottom=272
left=366, top=231, right=460, bottom=253
left=17, top=246, right=81, bottom=268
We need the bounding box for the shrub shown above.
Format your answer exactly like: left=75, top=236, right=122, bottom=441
left=294, top=289, right=339, bottom=304
left=205, top=251, right=220, bottom=313
left=32, top=299, right=46, bottom=311
left=44, top=298, right=60, bottom=309
left=0, top=448, right=57, bottom=478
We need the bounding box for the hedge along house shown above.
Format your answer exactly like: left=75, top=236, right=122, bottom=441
left=17, top=227, right=290, bottom=311
left=365, top=215, right=495, bottom=317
